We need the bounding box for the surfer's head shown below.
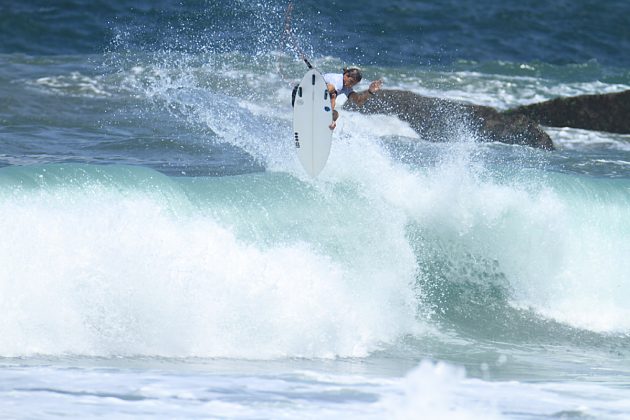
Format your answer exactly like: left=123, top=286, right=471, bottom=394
left=343, top=66, right=363, bottom=87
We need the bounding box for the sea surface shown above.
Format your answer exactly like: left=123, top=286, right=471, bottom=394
left=1, top=1, right=630, bottom=418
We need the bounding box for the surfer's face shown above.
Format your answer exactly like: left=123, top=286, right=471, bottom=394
left=343, top=73, right=360, bottom=88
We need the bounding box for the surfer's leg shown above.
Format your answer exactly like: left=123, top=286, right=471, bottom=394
left=333, top=110, right=339, bottom=121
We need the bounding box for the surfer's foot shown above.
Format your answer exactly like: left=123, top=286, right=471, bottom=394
left=329, top=122, right=336, bottom=130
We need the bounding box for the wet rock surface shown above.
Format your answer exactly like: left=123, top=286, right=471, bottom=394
left=344, top=89, right=554, bottom=150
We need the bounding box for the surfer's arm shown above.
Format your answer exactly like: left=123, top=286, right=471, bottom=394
left=327, top=83, right=338, bottom=129
left=348, top=79, right=383, bottom=106
left=327, top=83, right=337, bottom=112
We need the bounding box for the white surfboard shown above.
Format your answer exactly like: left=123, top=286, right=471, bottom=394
left=292, top=69, right=333, bottom=177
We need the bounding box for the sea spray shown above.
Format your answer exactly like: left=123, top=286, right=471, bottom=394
left=110, top=44, right=630, bottom=339
left=55, top=41, right=630, bottom=343
left=402, top=145, right=630, bottom=334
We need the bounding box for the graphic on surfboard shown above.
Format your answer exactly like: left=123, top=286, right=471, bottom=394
left=292, top=69, right=333, bottom=177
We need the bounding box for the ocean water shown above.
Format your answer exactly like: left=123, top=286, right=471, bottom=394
left=1, top=1, right=630, bottom=418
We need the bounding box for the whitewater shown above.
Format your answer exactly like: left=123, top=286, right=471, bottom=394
left=2, top=1, right=630, bottom=418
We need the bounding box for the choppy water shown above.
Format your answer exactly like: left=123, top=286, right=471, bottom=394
left=1, top=1, right=630, bottom=418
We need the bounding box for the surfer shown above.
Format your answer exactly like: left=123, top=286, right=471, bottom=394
left=292, top=67, right=383, bottom=130
left=324, top=67, right=383, bottom=130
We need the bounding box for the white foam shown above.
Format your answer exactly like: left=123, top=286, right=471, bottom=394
left=4, top=359, right=630, bottom=419
left=334, top=111, right=419, bottom=140
left=320, top=116, right=630, bottom=333
left=408, top=152, right=630, bottom=332
left=0, top=181, right=421, bottom=358
left=96, top=52, right=630, bottom=335
left=546, top=126, right=630, bottom=152
left=28, top=72, right=113, bottom=98
left=388, top=70, right=630, bottom=110
left=380, top=361, right=502, bottom=420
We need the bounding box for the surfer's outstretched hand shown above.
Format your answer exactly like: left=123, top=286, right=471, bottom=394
left=369, top=79, right=383, bottom=94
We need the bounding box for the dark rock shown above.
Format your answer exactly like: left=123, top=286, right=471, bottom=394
left=344, top=89, right=554, bottom=150
left=506, top=90, right=630, bottom=134
left=472, top=106, right=555, bottom=150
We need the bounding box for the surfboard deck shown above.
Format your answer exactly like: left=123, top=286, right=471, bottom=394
left=292, top=69, right=333, bottom=177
